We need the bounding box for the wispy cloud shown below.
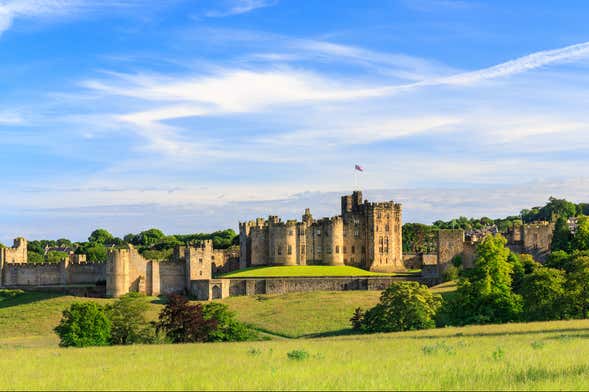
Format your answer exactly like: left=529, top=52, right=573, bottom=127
left=0, top=0, right=150, bottom=37
left=204, top=0, right=276, bottom=18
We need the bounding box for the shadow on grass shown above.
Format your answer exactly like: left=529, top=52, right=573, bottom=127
left=302, top=328, right=364, bottom=339
left=0, top=291, right=64, bottom=309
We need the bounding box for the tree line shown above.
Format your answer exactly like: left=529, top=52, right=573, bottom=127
left=25, top=228, right=239, bottom=264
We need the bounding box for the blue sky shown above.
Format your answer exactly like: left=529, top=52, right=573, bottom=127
left=2, top=0, right=589, bottom=242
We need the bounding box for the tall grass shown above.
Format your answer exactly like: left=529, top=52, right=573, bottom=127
left=2, top=320, right=589, bottom=390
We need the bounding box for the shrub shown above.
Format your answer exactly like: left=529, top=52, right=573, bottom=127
left=287, top=350, right=309, bottom=361
left=442, top=265, right=460, bottom=282
left=202, top=302, right=255, bottom=342
left=360, top=281, right=442, bottom=333
left=156, top=295, right=217, bottom=343
left=54, top=302, right=111, bottom=347
left=0, top=289, right=24, bottom=299
left=107, top=293, right=156, bottom=345
left=350, top=307, right=365, bottom=330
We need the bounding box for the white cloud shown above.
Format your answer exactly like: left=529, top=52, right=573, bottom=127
left=205, top=0, right=276, bottom=17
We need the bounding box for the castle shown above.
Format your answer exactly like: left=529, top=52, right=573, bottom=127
left=239, top=191, right=404, bottom=272
left=0, top=191, right=557, bottom=299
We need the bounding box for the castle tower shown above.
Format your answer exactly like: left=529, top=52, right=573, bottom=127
left=106, top=248, right=130, bottom=298
left=322, top=217, right=344, bottom=266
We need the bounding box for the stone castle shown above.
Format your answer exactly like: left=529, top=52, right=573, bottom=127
left=0, top=191, right=557, bottom=299
left=239, top=191, right=403, bottom=272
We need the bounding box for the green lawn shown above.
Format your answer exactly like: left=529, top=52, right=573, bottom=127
left=218, top=265, right=403, bottom=278
left=2, top=319, right=589, bottom=390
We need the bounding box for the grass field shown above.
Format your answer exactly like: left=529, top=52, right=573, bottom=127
left=2, top=319, right=589, bottom=390
left=5, top=284, right=589, bottom=389
left=218, top=265, right=421, bottom=278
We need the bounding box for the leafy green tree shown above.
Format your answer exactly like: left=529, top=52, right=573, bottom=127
left=446, top=235, right=523, bottom=325
left=546, top=250, right=573, bottom=272
left=552, top=216, right=572, bottom=252
left=54, top=302, right=111, bottom=347
left=88, top=229, right=114, bottom=245
left=360, top=281, right=442, bottom=332
left=46, top=250, right=68, bottom=263
left=521, top=267, right=567, bottom=321
left=572, top=216, right=589, bottom=251
left=202, top=302, right=255, bottom=342
left=76, top=243, right=108, bottom=263
left=566, top=255, right=589, bottom=318
left=27, top=252, right=45, bottom=263
left=137, top=228, right=166, bottom=247
left=107, top=293, right=155, bottom=345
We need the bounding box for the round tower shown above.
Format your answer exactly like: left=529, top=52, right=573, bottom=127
left=323, top=217, right=344, bottom=266
left=106, top=249, right=129, bottom=298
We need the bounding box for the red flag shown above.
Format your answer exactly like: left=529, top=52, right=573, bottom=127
left=355, top=164, right=364, bottom=172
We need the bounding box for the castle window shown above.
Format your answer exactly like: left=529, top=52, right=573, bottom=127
left=385, top=224, right=390, bottom=232
left=301, top=245, right=305, bottom=254
left=287, top=245, right=292, bottom=255
left=199, top=258, right=203, bottom=263
left=336, top=246, right=340, bottom=254
left=288, top=230, right=294, bottom=236
left=277, top=246, right=282, bottom=256
left=351, top=246, right=355, bottom=254
left=327, top=247, right=332, bottom=254
left=376, top=225, right=379, bottom=232
left=317, top=229, right=321, bottom=236
left=343, top=246, right=347, bottom=254
left=362, top=246, right=365, bottom=254
left=199, top=271, right=203, bottom=276
left=317, top=247, right=322, bottom=255
left=377, top=212, right=381, bottom=219
left=354, top=230, right=359, bottom=237
left=385, top=238, right=389, bottom=253
left=350, top=257, right=354, bottom=263
left=211, top=255, right=215, bottom=260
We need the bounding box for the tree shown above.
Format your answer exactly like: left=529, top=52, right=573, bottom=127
left=201, top=302, right=254, bottom=342
left=137, top=229, right=166, bottom=247
left=446, top=235, right=523, bottom=325
left=572, top=216, right=589, bottom=252
left=360, top=281, right=442, bottom=333
left=46, top=250, right=68, bottom=264
left=27, top=252, right=45, bottom=263
left=156, top=295, right=217, bottom=343
left=566, top=255, right=589, bottom=318
left=107, top=293, right=155, bottom=345
left=521, top=267, right=566, bottom=321
left=76, top=243, right=107, bottom=263
left=551, top=216, right=572, bottom=252
left=54, top=302, right=111, bottom=347
left=88, top=229, right=114, bottom=245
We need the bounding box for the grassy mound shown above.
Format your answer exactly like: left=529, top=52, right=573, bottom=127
left=218, top=265, right=403, bottom=278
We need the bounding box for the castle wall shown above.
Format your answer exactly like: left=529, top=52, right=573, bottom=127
left=222, top=276, right=435, bottom=297
left=158, top=261, right=186, bottom=295
left=437, top=229, right=465, bottom=273
left=522, top=223, right=554, bottom=262
left=3, top=263, right=62, bottom=286
left=67, top=263, right=106, bottom=284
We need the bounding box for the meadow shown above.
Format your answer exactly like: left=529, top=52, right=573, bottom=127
left=2, top=286, right=589, bottom=390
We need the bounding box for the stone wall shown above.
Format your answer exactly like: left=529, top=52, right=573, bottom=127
left=0, top=238, right=27, bottom=264
left=437, top=229, right=465, bottom=273
left=201, top=276, right=435, bottom=300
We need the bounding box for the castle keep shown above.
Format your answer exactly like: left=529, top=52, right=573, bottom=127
left=239, top=191, right=404, bottom=272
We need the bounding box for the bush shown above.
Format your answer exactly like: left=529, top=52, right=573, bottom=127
left=202, top=302, right=255, bottom=342
left=442, top=265, right=460, bottom=282
left=360, top=281, right=442, bottom=333
left=156, top=295, right=218, bottom=343
left=54, top=302, right=111, bottom=347
left=287, top=350, right=309, bottom=361
left=521, top=267, right=567, bottom=321
left=107, top=293, right=156, bottom=345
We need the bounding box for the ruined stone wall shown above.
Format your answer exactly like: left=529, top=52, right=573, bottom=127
left=437, top=229, right=465, bottom=273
